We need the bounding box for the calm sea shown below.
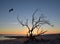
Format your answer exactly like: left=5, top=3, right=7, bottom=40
left=0, top=34, right=25, bottom=40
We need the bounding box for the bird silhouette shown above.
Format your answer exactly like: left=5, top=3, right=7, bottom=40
left=9, top=8, right=13, bottom=12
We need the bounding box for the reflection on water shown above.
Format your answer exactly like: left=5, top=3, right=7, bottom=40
left=0, top=36, right=9, bottom=40
left=0, top=34, right=25, bottom=40
left=0, top=36, right=15, bottom=40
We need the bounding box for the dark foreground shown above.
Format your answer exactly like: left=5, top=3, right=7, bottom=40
left=0, top=34, right=60, bottom=44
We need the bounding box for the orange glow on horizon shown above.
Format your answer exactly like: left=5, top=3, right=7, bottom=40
left=0, top=30, right=60, bottom=35
left=0, top=27, right=60, bottom=35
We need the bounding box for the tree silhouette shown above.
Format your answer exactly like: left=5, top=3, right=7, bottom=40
left=17, top=9, right=53, bottom=40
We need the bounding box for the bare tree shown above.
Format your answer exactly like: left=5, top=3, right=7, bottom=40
left=17, top=9, right=53, bottom=39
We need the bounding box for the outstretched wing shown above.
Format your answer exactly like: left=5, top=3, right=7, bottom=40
left=9, top=8, right=13, bottom=12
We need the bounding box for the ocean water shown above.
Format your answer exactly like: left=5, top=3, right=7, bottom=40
left=0, top=36, right=11, bottom=40
left=0, top=34, right=25, bottom=40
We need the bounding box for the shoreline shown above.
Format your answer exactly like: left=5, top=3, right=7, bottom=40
left=0, top=34, right=60, bottom=44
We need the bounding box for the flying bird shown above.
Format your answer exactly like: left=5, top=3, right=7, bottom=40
left=9, top=8, right=13, bottom=12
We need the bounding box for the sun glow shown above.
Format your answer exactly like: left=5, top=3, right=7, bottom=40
left=0, top=27, right=60, bottom=35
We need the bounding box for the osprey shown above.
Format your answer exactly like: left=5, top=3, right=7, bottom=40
left=9, top=8, right=13, bottom=12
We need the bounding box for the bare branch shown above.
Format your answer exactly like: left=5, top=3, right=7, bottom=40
left=25, top=19, right=30, bottom=30
left=35, top=30, right=47, bottom=37
left=17, top=16, right=25, bottom=26
left=34, top=14, right=45, bottom=28
left=40, top=30, right=47, bottom=34
left=36, top=25, right=41, bottom=34
left=17, top=16, right=30, bottom=31
left=42, top=20, right=54, bottom=27
left=32, top=9, right=38, bottom=27
left=31, top=23, right=44, bottom=33
left=25, top=19, right=28, bottom=26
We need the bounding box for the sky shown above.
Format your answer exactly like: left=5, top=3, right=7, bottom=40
left=0, top=0, right=60, bottom=35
